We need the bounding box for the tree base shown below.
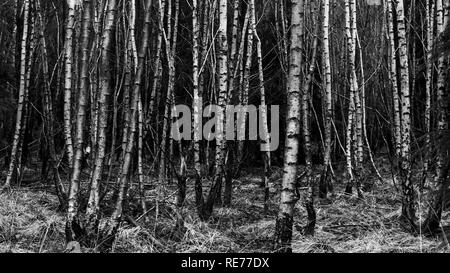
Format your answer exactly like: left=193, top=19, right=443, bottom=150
left=273, top=213, right=294, bottom=253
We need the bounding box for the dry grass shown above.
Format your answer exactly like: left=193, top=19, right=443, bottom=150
left=0, top=165, right=448, bottom=253
left=0, top=190, right=65, bottom=253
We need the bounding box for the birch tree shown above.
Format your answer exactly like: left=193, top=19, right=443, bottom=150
left=423, top=0, right=450, bottom=234
left=157, top=0, right=180, bottom=212
left=196, top=0, right=229, bottom=220
left=423, top=0, right=435, bottom=185
left=387, top=0, right=402, bottom=158
left=97, top=0, right=153, bottom=251
left=36, top=0, right=68, bottom=208
left=435, top=0, right=449, bottom=184
left=301, top=0, right=320, bottom=235
left=4, top=0, right=30, bottom=189
left=66, top=0, right=117, bottom=243
left=396, top=0, right=416, bottom=227
left=319, top=0, right=333, bottom=199
left=68, top=0, right=91, bottom=225
left=250, top=0, right=272, bottom=213
left=344, top=0, right=361, bottom=197
left=63, top=0, right=78, bottom=166
left=274, top=0, right=304, bottom=253
left=192, top=0, right=205, bottom=218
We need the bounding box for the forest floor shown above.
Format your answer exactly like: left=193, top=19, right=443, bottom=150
left=0, top=158, right=449, bottom=253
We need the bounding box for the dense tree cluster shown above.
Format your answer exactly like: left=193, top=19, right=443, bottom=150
left=0, top=0, right=449, bottom=253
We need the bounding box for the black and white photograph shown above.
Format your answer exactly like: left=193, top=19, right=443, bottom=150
left=0, top=0, right=449, bottom=261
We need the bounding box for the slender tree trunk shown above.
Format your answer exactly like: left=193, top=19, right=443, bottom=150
left=4, top=0, right=30, bottom=189
left=344, top=0, right=358, bottom=196
left=423, top=159, right=450, bottom=233
left=157, top=0, right=180, bottom=214
left=82, top=0, right=118, bottom=244
left=423, top=0, right=435, bottom=187
left=8, top=0, right=18, bottom=69
left=423, top=0, right=450, bottom=234
left=396, top=0, right=416, bottom=228
left=148, top=0, right=165, bottom=126
left=65, top=0, right=91, bottom=242
left=36, top=0, right=68, bottom=208
left=236, top=3, right=254, bottom=173
left=89, top=1, right=102, bottom=159
left=5, top=0, right=19, bottom=117
left=222, top=0, right=241, bottom=208
left=274, top=0, right=304, bottom=253
left=227, top=0, right=240, bottom=101
left=192, top=0, right=206, bottom=219
left=202, top=0, right=229, bottom=220
left=121, top=45, right=132, bottom=162
left=435, top=0, right=449, bottom=185
left=301, top=1, right=320, bottom=235
left=319, top=0, right=333, bottom=199
left=357, top=33, right=383, bottom=183
left=16, top=10, right=35, bottom=186
left=137, top=92, right=148, bottom=222
left=63, top=0, right=78, bottom=166
left=250, top=0, right=272, bottom=213
left=351, top=0, right=364, bottom=197
left=387, top=0, right=402, bottom=159
left=97, top=0, right=152, bottom=252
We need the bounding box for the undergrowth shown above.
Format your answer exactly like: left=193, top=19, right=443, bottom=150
left=0, top=164, right=448, bottom=253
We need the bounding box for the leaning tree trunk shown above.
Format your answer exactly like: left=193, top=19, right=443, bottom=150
left=236, top=3, right=254, bottom=178
left=65, top=0, right=117, bottom=245
left=18, top=14, right=34, bottom=182
left=137, top=92, right=148, bottom=223
left=301, top=1, right=320, bottom=236
left=273, top=0, right=304, bottom=253
left=84, top=0, right=117, bottom=240
left=4, top=0, right=30, bottom=189
left=422, top=0, right=450, bottom=234
left=36, top=0, right=68, bottom=208
left=97, top=0, right=153, bottom=252
left=157, top=0, right=180, bottom=217
left=65, top=0, right=91, bottom=242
